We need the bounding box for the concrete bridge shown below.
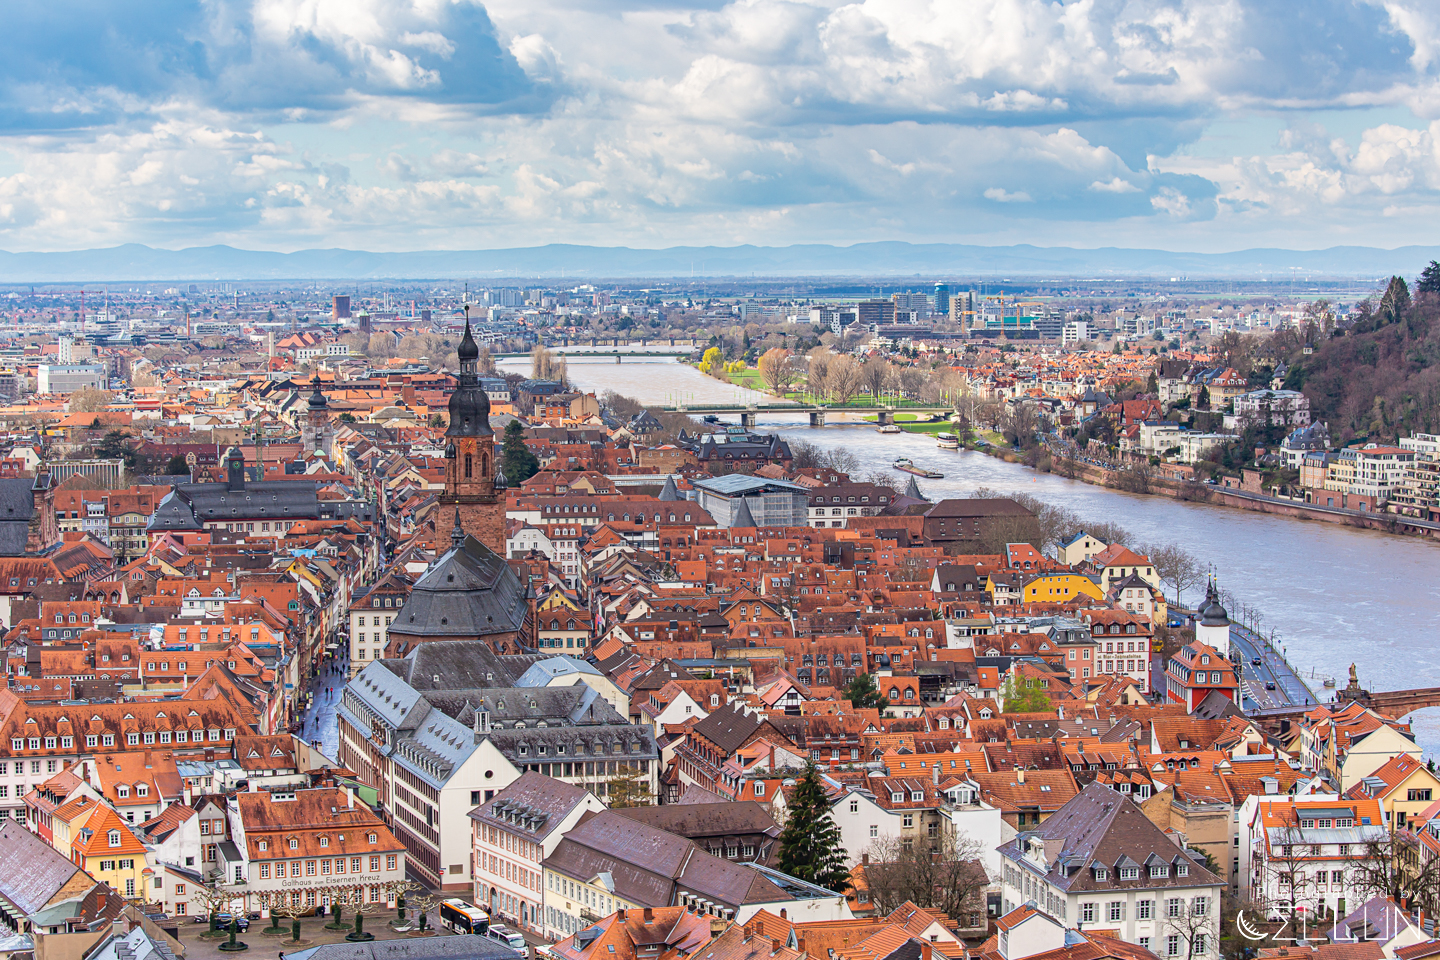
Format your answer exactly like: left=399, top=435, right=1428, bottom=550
left=662, top=402, right=957, bottom=429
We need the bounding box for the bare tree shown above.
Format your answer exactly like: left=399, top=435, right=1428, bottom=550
left=897, top=367, right=927, bottom=400
left=863, top=826, right=989, bottom=926
left=824, top=356, right=863, bottom=405
left=1259, top=818, right=1324, bottom=929
left=1163, top=891, right=1218, bottom=960
left=189, top=878, right=243, bottom=933
left=862, top=360, right=894, bottom=400
left=1146, top=543, right=1203, bottom=607
left=806, top=348, right=832, bottom=396
left=1113, top=460, right=1154, bottom=494
left=267, top=890, right=312, bottom=943
left=1350, top=828, right=1440, bottom=918
left=69, top=388, right=113, bottom=413
left=758, top=348, right=798, bottom=395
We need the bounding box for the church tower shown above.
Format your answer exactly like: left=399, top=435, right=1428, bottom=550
left=302, top=379, right=331, bottom=456
left=441, top=310, right=506, bottom=554
left=1195, top=579, right=1231, bottom=658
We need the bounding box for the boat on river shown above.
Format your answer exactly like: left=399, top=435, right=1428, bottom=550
left=876, top=424, right=901, bottom=434
left=894, top=458, right=944, bottom=479
left=936, top=432, right=959, bottom=449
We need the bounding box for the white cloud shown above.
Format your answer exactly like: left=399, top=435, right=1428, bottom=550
left=1089, top=177, right=1141, bottom=193
left=984, top=187, right=1033, bottom=203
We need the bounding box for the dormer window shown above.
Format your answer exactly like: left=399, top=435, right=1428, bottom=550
left=108, top=830, right=121, bottom=847
left=1176, top=863, right=1189, bottom=877
left=1150, top=865, right=1168, bottom=878
left=1094, top=867, right=1108, bottom=881
left=289, top=838, right=299, bottom=850
left=368, top=833, right=377, bottom=844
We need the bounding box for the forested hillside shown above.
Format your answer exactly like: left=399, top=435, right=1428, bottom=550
left=1276, top=269, right=1440, bottom=444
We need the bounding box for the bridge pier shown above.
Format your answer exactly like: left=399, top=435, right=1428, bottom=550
left=809, top=408, right=826, bottom=427
left=877, top=408, right=894, bottom=426
left=741, top=408, right=758, bottom=430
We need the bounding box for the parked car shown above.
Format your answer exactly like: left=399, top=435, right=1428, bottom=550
left=215, top=913, right=249, bottom=932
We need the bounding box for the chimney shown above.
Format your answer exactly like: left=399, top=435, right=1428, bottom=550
left=932, top=763, right=939, bottom=786
left=617, top=909, right=626, bottom=922
left=798, top=938, right=807, bottom=956
left=643, top=908, right=653, bottom=923
left=769, top=745, right=776, bottom=770
left=771, top=938, right=783, bottom=955
left=346, top=785, right=354, bottom=808
left=710, top=918, right=727, bottom=939
left=921, top=944, right=932, bottom=960
left=1016, top=768, right=1025, bottom=784
left=861, top=853, right=869, bottom=865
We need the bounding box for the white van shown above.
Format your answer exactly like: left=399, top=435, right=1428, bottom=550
left=488, top=924, right=527, bottom=951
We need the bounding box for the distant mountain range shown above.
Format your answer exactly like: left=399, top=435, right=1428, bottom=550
left=0, top=241, right=1435, bottom=282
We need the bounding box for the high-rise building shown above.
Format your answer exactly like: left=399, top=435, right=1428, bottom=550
left=934, top=283, right=950, bottom=317
left=856, top=299, right=896, bottom=326
left=332, top=295, right=351, bottom=320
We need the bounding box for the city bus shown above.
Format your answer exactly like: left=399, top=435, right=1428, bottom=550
left=438, top=899, right=490, bottom=936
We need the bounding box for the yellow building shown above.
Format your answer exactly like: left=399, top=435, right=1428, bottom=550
left=71, top=806, right=149, bottom=900
left=1346, top=753, right=1440, bottom=831
left=1021, top=572, right=1104, bottom=604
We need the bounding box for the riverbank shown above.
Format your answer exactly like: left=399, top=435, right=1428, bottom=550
left=970, top=442, right=1440, bottom=541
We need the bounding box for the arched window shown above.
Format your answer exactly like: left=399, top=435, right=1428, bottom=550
left=465, top=454, right=473, bottom=478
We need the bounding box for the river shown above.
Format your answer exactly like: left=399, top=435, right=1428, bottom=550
left=501, top=356, right=1440, bottom=754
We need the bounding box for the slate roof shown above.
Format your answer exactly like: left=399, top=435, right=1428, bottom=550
left=467, top=770, right=594, bottom=841
left=690, top=704, right=764, bottom=754
left=0, top=819, right=84, bottom=915
left=610, top=801, right=780, bottom=841
left=0, top=479, right=37, bottom=556
left=997, top=782, right=1222, bottom=894
left=392, top=534, right=527, bottom=639
left=148, top=478, right=323, bottom=532
left=544, top=811, right=793, bottom=909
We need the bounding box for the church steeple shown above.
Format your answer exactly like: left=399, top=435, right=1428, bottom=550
left=440, top=306, right=503, bottom=555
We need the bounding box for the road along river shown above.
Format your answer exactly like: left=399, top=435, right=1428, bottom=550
left=503, top=357, right=1440, bottom=755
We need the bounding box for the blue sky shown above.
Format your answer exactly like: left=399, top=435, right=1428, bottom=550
left=2, top=0, right=1440, bottom=253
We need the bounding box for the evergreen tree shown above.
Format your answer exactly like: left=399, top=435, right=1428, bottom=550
left=501, top=419, right=540, bottom=484
left=1379, top=275, right=1411, bottom=324
left=165, top=454, right=189, bottom=476
left=1419, top=261, right=1440, bottom=294
left=776, top=763, right=851, bottom=893
left=606, top=765, right=655, bottom=808
left=842, top=673, right=890, bottom=712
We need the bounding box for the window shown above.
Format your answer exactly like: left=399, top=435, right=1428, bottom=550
left=1192, top=897, right=1209, bottom=917
left=1082, top=903, right=1095, bottom=923
left=1166, top=937, right=1180, bottom=957
left=1120, top=866, right=1139, bottom=880
left=869, top=825, right=878, bottom=838
left=108, top=830, right=121, bottom=847
left=289, top=838, right=299, bottom=850
left=1109, top=902, right=1124, bottom=922
left=1137, top=900, right=1153, bottom=920
left=1167, top=898, right=1182, bottom=918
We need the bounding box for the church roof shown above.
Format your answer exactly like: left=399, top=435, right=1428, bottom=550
left=392, top=533, right=527, bottom=639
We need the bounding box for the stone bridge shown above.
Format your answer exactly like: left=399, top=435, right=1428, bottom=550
left=1334, top=666, right=1440, bottom=718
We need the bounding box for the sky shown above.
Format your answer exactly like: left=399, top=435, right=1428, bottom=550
left=2, top=0, right=1440, bottom=254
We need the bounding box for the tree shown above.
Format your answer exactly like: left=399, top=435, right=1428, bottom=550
left=698, top=346, right=723, bottom=375
left=70, top=388, right=112, bottom=413
left=1164, top=886, right=1219, bottom=960
left=606, top=764, right=655, bottom=808
left=428, top=414, right=445, bottom=428
left=1349, top=829, right=1440, bottom=919
left=190, top=878, right=243, bottom=933
left=94, top=430, right=140, bottom=474
left=842, top=673, right=890, bottom=712
left=776, top=763, right=851, bottom=893
left=1000, top=674, right=1052, bottom=714
left=1146, top=543, right=1203, bottom=607
left=165, top=454, right=190, bottom=476
left=1379, top=275, right=1411, bottom=325
left=500, top=419, right=540, bottom=484
left=477, top=346, right=496, bottom=377
left=758, top=348, right=798, bottom=395
left=531, top=344, right=567, bottom=384
left=1418, top=261, right=1440, bottom=295
left=861, top=359, right=893, bottom=399
left=823, top=356, right=863, bottom=405
left=367, top=333, right=397, bottom=358
left=863, top=827, right=989, bottom=924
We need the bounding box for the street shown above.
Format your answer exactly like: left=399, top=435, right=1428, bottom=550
left=1227, top=623, right=1319, bottom=711
left=298, top=653, right=347, bottom=759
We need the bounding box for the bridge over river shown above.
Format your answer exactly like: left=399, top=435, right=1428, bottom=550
left=660, top=402, right=958, bottom=428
